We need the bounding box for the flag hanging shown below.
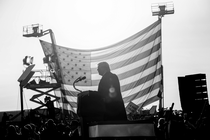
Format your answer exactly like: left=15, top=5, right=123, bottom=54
left=40, top=20, right=162, bottom=113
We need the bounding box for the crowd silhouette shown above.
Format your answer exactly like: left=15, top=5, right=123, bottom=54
left=0, top=110, right=81, bottom=140
left=0, top=105, right=210, bottom=140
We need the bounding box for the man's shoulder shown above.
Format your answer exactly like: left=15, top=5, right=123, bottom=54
left=105, top=71, right=117, bottom=77
left=103, top=72, right=118, bottom=80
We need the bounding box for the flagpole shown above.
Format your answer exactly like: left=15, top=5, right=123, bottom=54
left=159, top=17, right=164, bottom=111
left=151, top=2, right=174, bottom=112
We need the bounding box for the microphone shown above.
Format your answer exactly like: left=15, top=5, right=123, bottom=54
left=76, top=76, right=86, bottom=83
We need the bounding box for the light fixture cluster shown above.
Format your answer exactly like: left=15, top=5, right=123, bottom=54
left=23, top=56, right=34, bottom=66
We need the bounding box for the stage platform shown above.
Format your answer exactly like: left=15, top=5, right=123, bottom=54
left=86, top=120, right=156, bottom=139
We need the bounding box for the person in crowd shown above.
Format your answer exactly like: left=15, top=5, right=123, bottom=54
left=21, top=124, right=33, bottom=140
left=97, top=62, right=127, bottom=121
left=1, top=112, right=9, bottom=127
left=5, top=125, right=21, bottom=140
left=40, top=119, right=59, bottom=140
left=29, top=123, right=40, bottom=140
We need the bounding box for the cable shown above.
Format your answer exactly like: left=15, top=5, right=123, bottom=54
left=16, top=85, right=20, bottom=110
left=23, top=89, right=29, bottom=110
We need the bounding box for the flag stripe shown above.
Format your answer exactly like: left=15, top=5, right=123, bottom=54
left=90, top=30, right=161, bottom=61
left=88, top=21, right=160, bottom=53
left=91, top=39, right=160, bottom=74
left=136, top=94, right=160, bottom=109
left=121, top=64, right=162, bottom=95
left=123, top=80, right=162, bottom=103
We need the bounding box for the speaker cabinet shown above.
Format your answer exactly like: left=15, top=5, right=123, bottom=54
left=178, top=73, right=209, bottom=116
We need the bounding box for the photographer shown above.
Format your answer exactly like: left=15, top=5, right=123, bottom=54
left=44, top=96, right=55, bottom=120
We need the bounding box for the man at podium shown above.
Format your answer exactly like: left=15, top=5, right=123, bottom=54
left=97, top=62, right=127, bottom=121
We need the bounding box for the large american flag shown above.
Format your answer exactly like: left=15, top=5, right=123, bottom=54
left=40, top=20, right=162, bottom=113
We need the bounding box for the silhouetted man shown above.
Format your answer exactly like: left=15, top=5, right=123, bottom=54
left=45, top=96, right=55, bottom=120
left=97, top=62, right=127, bottom=121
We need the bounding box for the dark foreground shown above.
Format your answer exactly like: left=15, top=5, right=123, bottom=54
left=0, top=108, right=210, bottom=140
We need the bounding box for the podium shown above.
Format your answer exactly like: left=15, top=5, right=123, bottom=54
left=77, top=90, right=105, bottom=122
left=77, top=91, right=156, bottom=139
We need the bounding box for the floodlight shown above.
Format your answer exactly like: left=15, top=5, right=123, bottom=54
left=23, top=24, right=43, bottom=37
left=151, top=2, right=174, bottom=17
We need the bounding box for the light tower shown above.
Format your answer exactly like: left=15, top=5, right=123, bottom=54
left=151, top=2, right=174, bottom=111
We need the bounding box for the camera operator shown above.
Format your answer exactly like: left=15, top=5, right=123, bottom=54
left=44, top=96, right=55, bottom=120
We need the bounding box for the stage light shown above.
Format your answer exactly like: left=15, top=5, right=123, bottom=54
left=43, top=55, right=57, bottom=64
left=29, top=79, right=37, bottom=85
left=39, top=79, right=50, bottom=85
left=23, top=56, right=34, bottom=66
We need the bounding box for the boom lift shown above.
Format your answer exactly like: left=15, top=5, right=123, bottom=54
left=20, top=24, right=63, bottom=121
